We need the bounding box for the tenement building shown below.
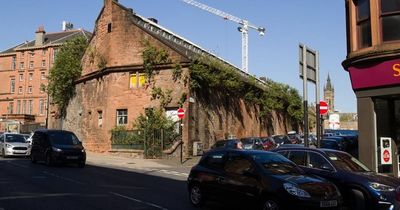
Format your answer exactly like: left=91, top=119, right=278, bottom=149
left=0, top=26, right=91, bottom=129
left=343, top=0, right=400, bottom=176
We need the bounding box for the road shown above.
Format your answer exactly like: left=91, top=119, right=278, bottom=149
left=0, top=157, right=242, bottom=210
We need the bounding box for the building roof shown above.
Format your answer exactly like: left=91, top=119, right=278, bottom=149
left=106, top=1, right=265, bottom=84
left=0, top=29, right=92, bottom=55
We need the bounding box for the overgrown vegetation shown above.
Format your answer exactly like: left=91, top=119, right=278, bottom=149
left=48, top=35, right=88, bottom=116
left=190, top=56, right=303, bottom=123
left=133, top=108, right=178, bottom=158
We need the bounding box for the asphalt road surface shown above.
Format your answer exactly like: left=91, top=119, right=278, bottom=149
left=0, top=157, right=245, bottom=210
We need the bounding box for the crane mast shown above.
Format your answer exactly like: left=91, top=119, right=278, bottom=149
left=182, top=0, right=265, bottom=73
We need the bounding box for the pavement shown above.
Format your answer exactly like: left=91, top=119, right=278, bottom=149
left=86, top=151, right=201, bottom=179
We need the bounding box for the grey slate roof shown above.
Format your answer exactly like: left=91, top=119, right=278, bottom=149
left=0, top=29, right=92, bottom=55
left=110, top=1, right=264, bottom=83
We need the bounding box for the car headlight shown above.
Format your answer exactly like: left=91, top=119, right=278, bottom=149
left=283, top=183, right=311, bottom=198
left=81, top=148, right=85, bottom=153
left=5, top=144, right=12, bottom=148
left=369, top=182, right=395, bottom=192
left=52, top=147, right=62, bottom=152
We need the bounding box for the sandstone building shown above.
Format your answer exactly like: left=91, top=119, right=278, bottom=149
left=59, top=0, right=300, bottom=156
left=0, top=26, right=91, bottom=129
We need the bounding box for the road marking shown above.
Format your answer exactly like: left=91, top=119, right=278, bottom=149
left=42, top=171, right=85, bottom=185
left=6, top=161, right=28, bottom=168
left=0, top=193, right=106, bottom=200
left=110, top=192, right=168, bottom=210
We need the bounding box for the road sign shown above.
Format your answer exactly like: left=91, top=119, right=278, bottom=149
left=299, top=44, right=317, bottom=83
left=320, top=100, right=328, bottom=115
left=177, top=108, right=185, bottom=119
left=380, top=137, right=392, bottom=165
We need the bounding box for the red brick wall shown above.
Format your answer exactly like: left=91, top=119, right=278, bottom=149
left=62, top=0, right=297, bottom=155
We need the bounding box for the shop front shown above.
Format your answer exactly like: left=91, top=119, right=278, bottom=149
left=349, top=59, right=400, bottom=177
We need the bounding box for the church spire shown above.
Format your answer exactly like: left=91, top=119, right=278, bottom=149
left=325, top=73, right=333, bottom=90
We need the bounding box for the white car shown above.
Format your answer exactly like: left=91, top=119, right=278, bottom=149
left=0, top=133, right=31, bottom=157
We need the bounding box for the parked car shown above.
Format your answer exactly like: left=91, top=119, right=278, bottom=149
left=320, top=139, right=340, bottom=150
left=272, top=135, right=292, bottom=146
left=240, top=137, right=264, bottom=150
left=0, top=133, right=31, bottom=157
left=211, top=139, right=243, bottom=150
left=188, top=149, right=342, bottom=210
left=260, top=137, right=277, bottom=151
left=288, top=131, right=303, bottom=144
left=324, top=136, right=348, bottom=151
left=273, top=147, right=400, bottom=210
left=30, top=129, right=86, bottom=167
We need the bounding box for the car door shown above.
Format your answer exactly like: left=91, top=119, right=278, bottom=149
left=286, top=150, right=307, bottom=166
left=302, top=152, right=343, bottom=183
left=32, top=132, right=46, bottom=160
left=222, top=153, right=260, bottom=203
left=199, top=151, right=228, bottom=200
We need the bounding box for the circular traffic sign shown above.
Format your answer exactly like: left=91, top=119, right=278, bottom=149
left=383, top=149, right=390, bottom=162
left=320, top=100, right=329, bottom=115
left=177, top=108, right=185, bottom=119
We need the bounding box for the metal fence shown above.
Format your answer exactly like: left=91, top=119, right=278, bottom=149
left=111, top=129, right=178, bottom=158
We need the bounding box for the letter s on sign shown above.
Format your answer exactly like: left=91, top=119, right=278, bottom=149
left=393, top=64, right=400, bottom=77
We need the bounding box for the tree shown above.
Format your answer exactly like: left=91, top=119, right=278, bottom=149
left=47, top=35, right=88, bottom=116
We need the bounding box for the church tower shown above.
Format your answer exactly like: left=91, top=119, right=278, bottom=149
left=324, top=73, right=335, bottom=113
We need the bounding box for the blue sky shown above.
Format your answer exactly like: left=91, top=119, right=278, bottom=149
left=0, top=0, right=356, bottom=112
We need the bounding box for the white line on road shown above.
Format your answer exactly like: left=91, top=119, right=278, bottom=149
left=6, top=161, right=29, bottom=168
left=42, top=171, right=85, bottom=185
left=110, top=192, right=168, bottom=210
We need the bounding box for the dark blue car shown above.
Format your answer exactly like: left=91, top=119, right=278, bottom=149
left=273, top=147, right=400, bottom=210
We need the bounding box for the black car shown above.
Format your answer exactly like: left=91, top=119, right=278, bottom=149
left=211, top=139, right=243, bottom=150
left=30, top=129, right=86, bottom=167
left=273, top=147, right=400, bottom=210
left=188, top=149, right=342, bottom=210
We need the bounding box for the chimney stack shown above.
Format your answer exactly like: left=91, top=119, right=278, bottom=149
left=35, top=26, right=45, bottom=46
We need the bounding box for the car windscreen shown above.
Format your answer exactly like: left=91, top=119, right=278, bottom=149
left=48, top=132, right=80, bottom=145
left=5, top=134, right=27, bottom=143
left=325, top=151, right=371, bottom=172
left=251, top=153, right=303, bottom=175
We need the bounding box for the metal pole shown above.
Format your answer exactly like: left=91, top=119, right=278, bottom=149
left=302, top=45, right=309, bottom=147
left=180, top=118, right=183, bottom=164
left=316, top=51, right=321, bottom=148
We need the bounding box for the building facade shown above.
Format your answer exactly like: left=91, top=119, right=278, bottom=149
left=0, top=27, right=91, bottom=129
left=343, top=0, right=400, bottom=176
left=59, top=0, right=300, bottom=156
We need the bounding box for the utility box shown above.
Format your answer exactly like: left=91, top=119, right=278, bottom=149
left=193, top=142, right=203, bottom=156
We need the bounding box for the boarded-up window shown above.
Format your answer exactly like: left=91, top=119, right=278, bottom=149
left=130, top=72, right=146, bottom=88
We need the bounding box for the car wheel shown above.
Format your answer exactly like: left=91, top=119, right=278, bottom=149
left=189, top=184, right=205, bottom=207
left=1, top=149, right=6, bottom=158
left=45, top=154, right=53, bottom=166
left=350, top=189, right=366, bottom=210
left=262, top=197, right=280, bottom=210
left=31, top=154, right=37, bottom=163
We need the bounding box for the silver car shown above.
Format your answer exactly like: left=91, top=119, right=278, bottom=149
left=0, top=133, right=31, bottom=157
